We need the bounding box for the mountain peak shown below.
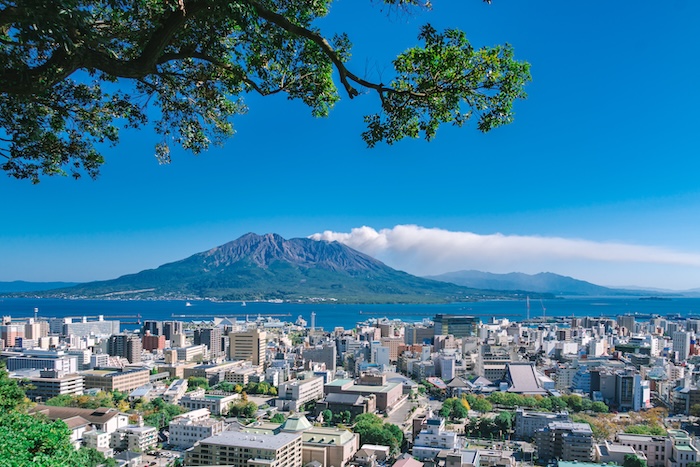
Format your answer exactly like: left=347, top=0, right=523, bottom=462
left=199, top=232, right=376, bottom=272
left=44, top=232, right=493, bottom=303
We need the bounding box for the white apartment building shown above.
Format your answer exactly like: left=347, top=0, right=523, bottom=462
left=179, top=389, right=240, bottom=415
left=110, top=424, right=158, bottom=452
left=163, top=378, right=188, bottom=403
left=275, top=374, right=325, bottom=412
left=176, top=344, right=207, bottom=362
left=413, top=417, right=458, bottom=461
left=169, top=408, right=226, bottom=449
left=83, top=430, right=112, bottom=453
left=185, top=431, right=303, bottom=467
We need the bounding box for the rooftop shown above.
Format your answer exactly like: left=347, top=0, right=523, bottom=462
left=198, top=431, right=302, bottom=450
left=30, top=405, right=122, bottom=425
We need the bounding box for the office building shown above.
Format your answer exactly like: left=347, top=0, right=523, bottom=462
left=142, top=320, right=163, bottom=336
left=194, top=327, right=223, bottom=359
left=514, top=408, right=571, bottom=440
left=107, top=334, right=142, bottom=363
left=433, top=315, right=480, bottom=338
left=62, top=317, right=120, bottom=338
left=185, top=431, right=303, bottom=467
left=303, top=344, right=337, bottom=372
left=82, top=368, right=150, bottom=392
left=163, top=321, right=184, bottom=340
left=229, top=329, right=267, bottom=367
left=673, top=331, right=691, bottom=362
left=22, top=370, right=84, bottom=401
left=169, top=409, right=225, bottom=449
left=276, top=374, right=325, bottom=412
left=535, top=421, right=594, bottom=462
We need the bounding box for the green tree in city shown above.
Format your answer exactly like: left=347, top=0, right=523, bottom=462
left=690, top=404, right=700, bottom=418
left=0, top=366, right=113, bottom=467
left=187, top=376, right=210, bottom=391
left=143, top=397, right=186, bottom=427
left=623, top=454, right=647, bottom=467
left=353, top=413, right=403, bottom=454
left=0, top=0, right=530, bottom=183
left=494, top=411, right=514, bottom=438
left=270, top=413, right=286, bottom=423
left=465, top=394, right=493, bottom=414
left=321, top=409, right=333, bottom=426
left=591, top=401, right=609, bottom=413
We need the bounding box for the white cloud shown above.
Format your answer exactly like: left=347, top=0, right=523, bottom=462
left=309, top=225, right=700, bottom=288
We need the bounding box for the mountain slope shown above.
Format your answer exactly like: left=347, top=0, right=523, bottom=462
left=425, top=270, right=667, bottom=296
left=40, top=234, right=528, bottom=303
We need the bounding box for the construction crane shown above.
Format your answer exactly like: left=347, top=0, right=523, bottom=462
left=540, top=299, right=546, bottom=321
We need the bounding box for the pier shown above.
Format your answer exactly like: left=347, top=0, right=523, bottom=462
left=170, top=313, right=292, bottom=319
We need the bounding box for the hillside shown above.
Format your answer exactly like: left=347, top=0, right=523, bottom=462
left=425, top=270, right=669, bottom=296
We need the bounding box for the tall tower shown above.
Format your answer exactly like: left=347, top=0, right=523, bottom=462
left=194, top=327, right=223, bottom=359
left=229, top=329, right=267, bottom=367
left=310, top=312, right=316, bottom=332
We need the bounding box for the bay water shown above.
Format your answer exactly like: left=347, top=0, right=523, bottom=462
left=2, top=297, right=700, bottom=331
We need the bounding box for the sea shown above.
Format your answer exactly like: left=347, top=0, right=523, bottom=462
left=2, top=296, right=700, bottom=331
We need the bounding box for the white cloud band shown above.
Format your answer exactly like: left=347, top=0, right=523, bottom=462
left=309, top=225, right=700, bottom=287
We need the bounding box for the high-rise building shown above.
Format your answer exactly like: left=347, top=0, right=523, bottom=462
left=0, top=323, right=24, bottom=347
left=617, top=315, right=636, bottom=334
left=673, top=331, right=691, bottom=361
left=404, top=324, right=434, bottom=345
left=194, top=328, right=223, bottom=359
left=433, top=315, right=479, bottom=338
left=303, top=344, right=337, bottom=372
left=163, top=321, right=184, bottom=340
left=142, top=332, right=166, bottom=351
left=108, top=334, right=142, bottom=363
left=142, top=320, right=162, bottom=336
left=229, top=329, right=267, bottom=367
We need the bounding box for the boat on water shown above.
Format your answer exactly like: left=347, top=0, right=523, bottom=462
left=185, top=302, right=192, bottom=307
left=241, top=301, right=246, bottom=307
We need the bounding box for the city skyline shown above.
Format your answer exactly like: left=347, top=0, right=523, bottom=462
left=2, top=2, right=700, bottom=289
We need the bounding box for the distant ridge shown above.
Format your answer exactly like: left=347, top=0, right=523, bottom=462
left=25, top=233, right=543, bottom=303
left=425, top=270, right=676, bottom=297
left=0, top=281, right=81, bottom=293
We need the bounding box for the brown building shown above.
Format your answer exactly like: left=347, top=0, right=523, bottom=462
left=302, top=427, right=359, bottom=467
left=324, top=374, right=403, bottom=413
left=315, top=393, right=376, bottom=420
left=82, top=368, right=150, bottom=392
left=142, top=332, right=166, bottom=351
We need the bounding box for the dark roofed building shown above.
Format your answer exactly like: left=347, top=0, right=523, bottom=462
left=315, top=392, right=376, bottom=420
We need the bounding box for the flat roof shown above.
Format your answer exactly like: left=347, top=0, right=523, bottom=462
left=340, top=381, right=400, bottom=393
left=199, top=431, right=301, bottom=449
left=325, top=379, right=353, bottom=387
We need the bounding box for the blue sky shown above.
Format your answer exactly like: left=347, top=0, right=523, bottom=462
left=2, top=1, right=700, bottom=289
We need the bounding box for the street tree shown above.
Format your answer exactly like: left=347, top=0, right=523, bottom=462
left=0, top=0, right=531, bottom=182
